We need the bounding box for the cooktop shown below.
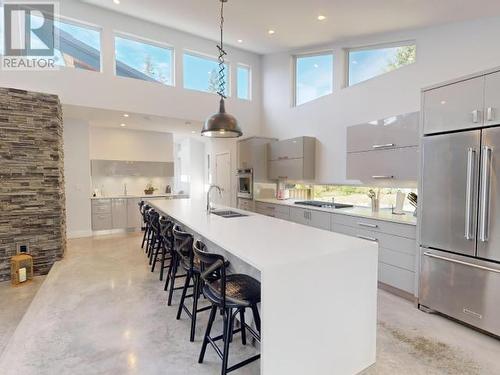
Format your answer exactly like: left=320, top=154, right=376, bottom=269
left=294, top=201, right=353, bottom=209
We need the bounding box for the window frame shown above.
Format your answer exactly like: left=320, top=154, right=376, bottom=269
left=345, top=40, right=417, bottom=87
left=182, top=49, right=231, bottom=97
left=43, top=14, right=103, bottom=72
left=113, top=31, right=175, bottom=86
left=236, top=63, right=252, bottom=101
left=293, top=50, right=334, bottom=107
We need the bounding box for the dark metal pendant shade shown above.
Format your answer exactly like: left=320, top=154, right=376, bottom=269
left=202, top=98, right=242, bottom=138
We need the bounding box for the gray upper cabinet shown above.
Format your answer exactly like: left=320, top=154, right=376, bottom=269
left=346, top=112, right=419, bottom=185
left=91, top=160, right=174, bottom=177
left=238, top=137, right=276, bottom=182
left=268, top=137, right=315, bottom=181
left=423, top=76, right=485, bottom=135
left=485, top=71, right=500, bottom=126
left=347, top=147, right=418, bottom=186
left=347, top=112, right=419, bottom=153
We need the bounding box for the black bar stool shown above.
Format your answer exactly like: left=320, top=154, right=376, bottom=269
left=164, top=225, right=191, bottom=306
left=147, top=210, right=160, bottom=264
left=175, top=233, right=214, bottom=342
left=151, top=216, right=174, bottom=281
left=194, top=240, right=261, bottom=375
left=140, top=203, right=151, bottom=249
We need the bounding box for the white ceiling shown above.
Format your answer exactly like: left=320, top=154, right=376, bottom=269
left=63, top=104, right=205, bottom=140
left=81, top=0, right=500, bottom=54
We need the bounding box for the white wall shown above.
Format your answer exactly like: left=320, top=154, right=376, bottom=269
left=89, top=127, right=174, bottom=162
left=64, top=118, right=92, bottom=238
left=0, top=0, right=263, bottom=137
left=261, top=16, right=500, bottom=184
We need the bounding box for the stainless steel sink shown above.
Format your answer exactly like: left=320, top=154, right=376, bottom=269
left=211, top=210, right=248, bottom=218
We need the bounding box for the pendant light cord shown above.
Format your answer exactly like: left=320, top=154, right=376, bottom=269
left=217, top=0, right=228, bottom=99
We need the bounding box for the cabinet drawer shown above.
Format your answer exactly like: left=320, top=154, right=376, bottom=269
left=379, top=262, right=415, bottom=294
left=332, top=215, right=416, bottom=239
left=347, top=112, right=419, bottom=153
left=92, top=213, right=112, bottom=231
left=346, top=147, right=418, bottom=185
left=379, top=248, right=415, bottom=272
left=309, top=210, right=331, bottom=230
left=92, top=199, right=111, bottom=214
left=333, top=224, right=416, bottom=254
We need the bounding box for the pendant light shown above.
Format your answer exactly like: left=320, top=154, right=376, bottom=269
left=201, top=0, right=242, bottom=138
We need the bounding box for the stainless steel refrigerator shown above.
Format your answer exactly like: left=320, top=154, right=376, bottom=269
left=420, top=126, right=500, bottom=337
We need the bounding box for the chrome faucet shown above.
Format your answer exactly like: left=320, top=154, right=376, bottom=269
left=124, top=183, right=128, bottom=196
left=206, top=185, right=223, bottom=213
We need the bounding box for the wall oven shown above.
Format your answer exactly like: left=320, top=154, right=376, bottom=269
left=237, top=168, right=253, bottom=199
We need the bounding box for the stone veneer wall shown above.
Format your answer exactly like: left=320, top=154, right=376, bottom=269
left=0, top=88, right=66, bottom=281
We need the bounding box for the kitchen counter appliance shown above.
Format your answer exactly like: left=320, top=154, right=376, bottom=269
left=294, top=200, right=353, bottom=209
left=237, top=168, right=253, bottom=199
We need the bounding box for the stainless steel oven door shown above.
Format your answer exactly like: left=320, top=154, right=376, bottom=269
left=237, top=171, right=253, bottom=199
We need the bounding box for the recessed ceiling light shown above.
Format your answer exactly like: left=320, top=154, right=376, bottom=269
left=191, top=131, right=196, bottom=134
left=237, top=39, right=243, bottom=44
left=120, top=123, right=126, bottom=127
left=317, top=15, right=326, bottom=21
left=113, top=0, right=120, bottom=4
left=123, top=113, right=129, bottom=117
left=268, top=29, right=275, bottom=35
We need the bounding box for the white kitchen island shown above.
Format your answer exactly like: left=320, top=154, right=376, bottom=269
left=149, top=198, right=378, bottom=375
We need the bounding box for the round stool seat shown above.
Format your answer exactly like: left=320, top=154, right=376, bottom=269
left=204, top=274, right=261, bottom=308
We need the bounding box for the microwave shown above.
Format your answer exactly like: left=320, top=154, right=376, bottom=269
left=237, top=168, right=253, bottom=199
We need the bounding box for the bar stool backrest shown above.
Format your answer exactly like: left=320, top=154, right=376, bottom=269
left=150, top=211, right=160, bottom=234
left=159, top=216, right=174, bottom=247
left=193, top=240, right=228, bottom=310
left=173, top=225, right=194, bottom=267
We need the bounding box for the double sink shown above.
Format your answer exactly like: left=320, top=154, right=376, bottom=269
left=211, top=210, right=248, bottom=218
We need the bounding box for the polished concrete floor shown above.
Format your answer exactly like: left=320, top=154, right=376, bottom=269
left=0, top=275, right=45, bottom=355
left=0, top=233, right=499, bottom=374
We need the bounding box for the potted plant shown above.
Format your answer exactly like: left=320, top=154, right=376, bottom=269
left=144, top=182, right=157, bottom=195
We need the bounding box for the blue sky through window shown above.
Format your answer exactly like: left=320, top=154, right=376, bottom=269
left=183, top=52, right=229, bottom=96
left=349, top=45, right=415, bottom=86
left=295, top=53, right=333, bottom=106
left=237, top=66, right=250, bottom=100
left=115, top=35, right=172, bottom=85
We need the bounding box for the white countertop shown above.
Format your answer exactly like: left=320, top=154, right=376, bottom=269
left=91, top=193, right=188, bottom=200
left=255, top=198, right=417, bottom=226
left=149, top=198, right=377, bottom=270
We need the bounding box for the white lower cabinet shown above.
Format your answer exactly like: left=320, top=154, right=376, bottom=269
left=289, top=207, right=331, bottom=230
left=92, top=198, right=144, bottom=231
left=112, top=199, right=128, bottom=229
left=332, top=218, right=417, bottom=296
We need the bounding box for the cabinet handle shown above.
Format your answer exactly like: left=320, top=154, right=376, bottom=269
left=357, top=235, right=378, bottom=242
left=372, top=143, right=395, bottom=149
left=358, top=222, right=378, bottom=228
left=372, top=175, right=394, bottom=179
left=472, top=109, right=480, bottom=124
left=487, top=107, right=494, bottom=122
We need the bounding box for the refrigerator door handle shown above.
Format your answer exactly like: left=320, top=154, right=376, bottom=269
left=479, top=146, right=492, bottom=242
left=423, top=252, right=500, bottom=274
left=465, top=148, right=476, bottom=240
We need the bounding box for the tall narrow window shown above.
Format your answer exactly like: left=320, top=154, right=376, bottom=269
left=237, top=65, right=251, bottom=100
left=295, top=53, right=333, bottom=106
left=183, top=52, right=229, bottom=96
left=348, top=43, right=416, bottom=86
left=115, top=35, right=173, bottom=85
